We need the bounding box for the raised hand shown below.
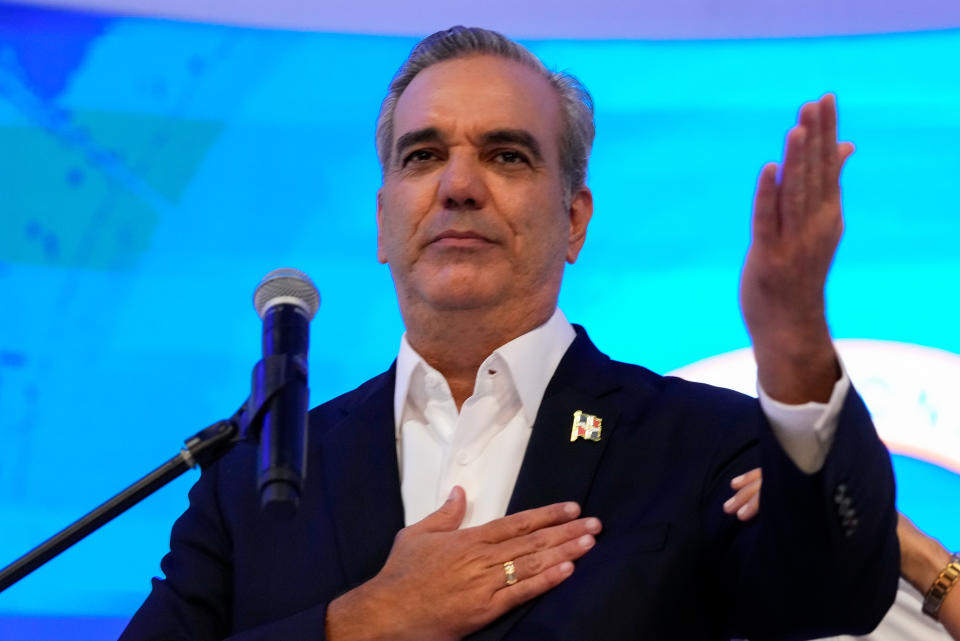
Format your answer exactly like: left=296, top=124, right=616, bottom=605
left=326, top=486, right=602, bottom=641
left=740, top=94, right=855, bottom=404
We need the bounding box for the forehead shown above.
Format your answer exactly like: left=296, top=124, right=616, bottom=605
left=392, top=55, right=563, bottom=153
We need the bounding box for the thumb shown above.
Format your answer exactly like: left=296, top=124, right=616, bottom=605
left=416, top=486, right=467, bottom=533
left=838, top=141, right=855, bottom=168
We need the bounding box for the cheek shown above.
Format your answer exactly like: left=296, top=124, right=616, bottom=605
left=379, top=213, right=411, bottom=264
left=380, top=183, right=435, bottom=255
left=500, top=188, right=569, bottom=251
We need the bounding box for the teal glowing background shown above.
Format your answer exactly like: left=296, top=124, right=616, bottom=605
left=1, top=4, right=958, bottom=637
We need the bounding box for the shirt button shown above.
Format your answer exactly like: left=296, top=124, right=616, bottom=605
left=456, top=450, right=470, bottom=465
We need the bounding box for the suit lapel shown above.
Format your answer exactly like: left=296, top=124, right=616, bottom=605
left=507, top=327, right=624, bottom=514
left=469, top=328, right=637, bottom=641
left=319, top=367, right=405, bottom=588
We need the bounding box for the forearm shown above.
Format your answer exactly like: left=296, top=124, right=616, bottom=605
left=903, top=538, right=951, bottom=595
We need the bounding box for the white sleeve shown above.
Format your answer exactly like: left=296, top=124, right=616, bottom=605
left=757, top=363, right=850, bottom=474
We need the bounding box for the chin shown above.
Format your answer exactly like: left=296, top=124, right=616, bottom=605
left=421, top=285, right=504, bottom=312
left=416, top=270, right=508, bottom=311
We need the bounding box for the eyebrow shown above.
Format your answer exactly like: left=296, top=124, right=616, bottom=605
left=480, top=129, right=544, bottom=163
left=394, top=127, right=444, bottom=163
left=393, top=127, right=545, bottom=164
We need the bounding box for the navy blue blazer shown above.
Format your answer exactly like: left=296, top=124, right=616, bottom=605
left=121, top=328, right=899, bottom=640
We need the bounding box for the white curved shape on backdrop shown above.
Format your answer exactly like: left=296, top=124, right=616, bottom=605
left=671, top=339, right=960, bottom=475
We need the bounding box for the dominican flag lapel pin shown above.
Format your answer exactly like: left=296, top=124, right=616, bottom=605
left=570, top=410, right=602, bottom=442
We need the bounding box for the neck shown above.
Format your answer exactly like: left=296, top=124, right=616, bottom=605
left=404, top=304, right=555, bottom=409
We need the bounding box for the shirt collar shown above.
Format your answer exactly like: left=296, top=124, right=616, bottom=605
left=393, top=308, right=576, bottom=434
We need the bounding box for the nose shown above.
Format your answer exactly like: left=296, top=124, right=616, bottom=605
left=438, top=151, right=487, bottom=211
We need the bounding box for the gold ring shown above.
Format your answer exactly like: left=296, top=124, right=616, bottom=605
left=503, top=560, right=518, bottom=586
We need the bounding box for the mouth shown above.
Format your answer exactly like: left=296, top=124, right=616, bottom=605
left=429, top=230, right=495, bottom=249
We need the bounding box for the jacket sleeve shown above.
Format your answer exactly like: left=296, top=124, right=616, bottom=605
left=705, top=386, right=900, bottom=641
left=118, top=459, right=331, bottom=641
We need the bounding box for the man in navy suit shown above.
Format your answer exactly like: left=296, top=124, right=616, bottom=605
left=121, top=27, right=898, bottom=640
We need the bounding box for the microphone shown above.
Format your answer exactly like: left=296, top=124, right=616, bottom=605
left=251, top=268, right=320, bottom=519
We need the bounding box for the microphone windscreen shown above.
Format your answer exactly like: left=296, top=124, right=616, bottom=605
left=253, top=268, right=320, bottom=320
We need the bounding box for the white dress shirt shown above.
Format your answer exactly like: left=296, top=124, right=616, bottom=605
left=394, top=308, right=847, bottom=528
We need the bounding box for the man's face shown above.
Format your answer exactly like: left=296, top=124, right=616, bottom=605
left=377, top=54, right=592, bottom=321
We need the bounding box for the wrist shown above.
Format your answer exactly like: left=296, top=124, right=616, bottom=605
left=753, top=330, right=839, bottom=404
left=327, top=580, right=402, bottom=641
left=904, top=541, right=951, bottom=592
left=920, top=552, right=960, bottom=620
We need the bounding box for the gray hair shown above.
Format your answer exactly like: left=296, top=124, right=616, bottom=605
left=375, top=26, right=595, bottom=197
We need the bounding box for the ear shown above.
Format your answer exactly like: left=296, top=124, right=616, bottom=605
left=566, top=185, right=593, bottom=264
left=376, top=188, right=388, bottom=265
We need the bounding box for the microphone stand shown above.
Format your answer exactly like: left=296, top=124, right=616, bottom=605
left=0, top=352, right=302, bottom=593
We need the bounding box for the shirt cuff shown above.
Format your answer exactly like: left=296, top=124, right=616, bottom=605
left=757, top=360, right=850, bottom=474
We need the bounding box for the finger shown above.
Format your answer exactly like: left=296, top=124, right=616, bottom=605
left=474, top=501, right=581, bottom=543
left=752, top=162, right=779, bottom=242
left=825, top=140, right=856, bottom=209
left=736, top=490, right=761, bottom=521
left=821, top=94, right=840, bottom=198
left=800, top=101, right=823, bottom=207
left=730, top=467, right=762, bottom=490
left=407, top=485, right=467, bottom=534
left=490, top=531, right=596, bottom=592
left=778, top=126, right=807, bottom=235
left=838, top=141, right=855, bottom=174
left=723, top=490, right=744, bottom=514
left=493, top=517, right=602, bottom=568
left=489, top=560, right=575, bottom=616
left=723, top=479, right=761, bottom=515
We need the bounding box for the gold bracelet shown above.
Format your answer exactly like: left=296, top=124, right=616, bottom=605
left=922, top=553, right=960, bottom=620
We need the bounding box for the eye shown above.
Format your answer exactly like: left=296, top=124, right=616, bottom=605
left=493, top=149, right=529, bottom=165
left=402, top=149, right=438, bottom=166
